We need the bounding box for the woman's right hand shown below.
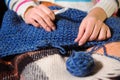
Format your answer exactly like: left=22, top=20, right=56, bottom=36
left=24, top=4, right=56, bottom=31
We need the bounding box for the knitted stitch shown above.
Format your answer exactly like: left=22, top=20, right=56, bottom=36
left=0, top=6, right=120, bottom=58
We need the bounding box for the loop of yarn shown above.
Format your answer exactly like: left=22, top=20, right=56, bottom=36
left=66, top=51, right=95, bottom=77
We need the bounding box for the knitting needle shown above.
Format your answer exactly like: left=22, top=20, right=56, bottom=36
left=35, top=1, right=69, bottom=15
left=54, top=7, right=69, bottom=15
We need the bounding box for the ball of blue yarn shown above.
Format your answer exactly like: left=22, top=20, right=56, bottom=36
left=66, top=51, right=95, bottom=77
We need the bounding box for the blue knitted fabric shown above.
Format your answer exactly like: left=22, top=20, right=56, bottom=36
left=0, top=6, right=120, bottom=57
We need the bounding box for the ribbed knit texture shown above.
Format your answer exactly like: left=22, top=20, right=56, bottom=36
left=1, top=6, right=120, bottom=58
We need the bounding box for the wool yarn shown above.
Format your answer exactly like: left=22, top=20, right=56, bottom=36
left=66, top=44, right=111, bottom=77
left=66, top=51, right=94, bottom=77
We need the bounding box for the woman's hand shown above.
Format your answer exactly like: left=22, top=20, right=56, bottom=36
left=75, top=7, right=111, bottom=46
left=24, top=4, right=56, bottom=31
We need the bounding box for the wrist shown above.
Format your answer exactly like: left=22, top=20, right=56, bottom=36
left=24, top=6, right=34, bottom=20
left=88, top=7, right=107, bottom=21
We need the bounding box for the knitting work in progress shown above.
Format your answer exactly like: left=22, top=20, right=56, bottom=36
left=0, top=6, right=120, bottom=77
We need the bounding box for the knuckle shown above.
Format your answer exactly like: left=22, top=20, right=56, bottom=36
left=47, top=11, right=52, bottom=15
left=89, top=17, right=96, bottom=21
left=86, top=32, right=91, bottom=36
left=35, top=17, right=41, bottom=21
left=43, top=14, right=49, bottom=19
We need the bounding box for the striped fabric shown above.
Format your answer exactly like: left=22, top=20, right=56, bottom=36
left=4, top=0, right=37, bottom=18
left=15, top=0, right=32, bottom=12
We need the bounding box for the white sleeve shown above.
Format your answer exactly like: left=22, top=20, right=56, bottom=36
left=92, top=0, right=118, bottom=17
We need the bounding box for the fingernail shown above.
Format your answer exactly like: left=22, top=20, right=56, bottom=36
left=52, top=26, right=56, bottom=30
left=74, top=39, right=77, bottom=42
left=79, top=42, right=82, bottom=46
left=74, top=38, right=78, bottom=42
left=47, top=27, right=51, bottom=32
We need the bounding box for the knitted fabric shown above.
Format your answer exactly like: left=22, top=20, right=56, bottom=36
left=1, top=6, right=120, bottom=57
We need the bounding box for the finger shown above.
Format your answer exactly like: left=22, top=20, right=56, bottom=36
left=74, top=21, right=86, bottom=42
left=31, top=8, right=51, bottom=31
left=39, top=4, right=55, bottom=21
left=42, top=15, right=55, bottom=30
left=106, top=25, right=111, bottom=39
left=35, top=7, right=55, bottom=30
left=97, top=24, right=107, bottom=40
left=89, top=20, right=102, bottom=41
left=78, top=27, right=92, bottom=45
left=78, top=24, right=95, bottom=45
left=32, top=13, right=52, bottom=31
left=78, top=19, right=96, bottom=45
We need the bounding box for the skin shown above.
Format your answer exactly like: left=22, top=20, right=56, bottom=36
left=87, top=42, right=120, bottom=57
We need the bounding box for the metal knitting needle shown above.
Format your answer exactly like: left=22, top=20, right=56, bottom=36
left=54, top=7, right=69, bottom=15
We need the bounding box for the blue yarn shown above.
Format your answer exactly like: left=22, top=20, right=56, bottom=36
left=66, top=44, right=120, bottom=77
left=66, top=51, right=94, bottom=77
left=66, top=45, right=102, bottom=77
